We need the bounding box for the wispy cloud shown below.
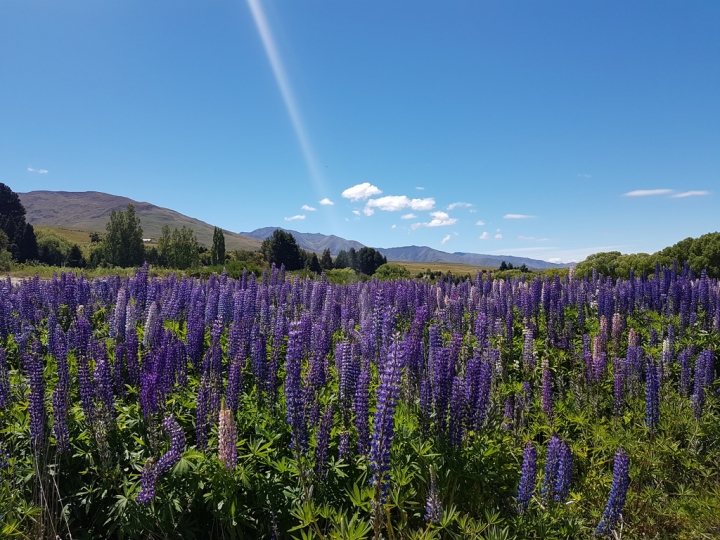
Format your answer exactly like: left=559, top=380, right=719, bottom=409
left=301, top=205, right=316, bottom=211
left=671, top=190, right=710, bottom=198
left=285, top=215, right=305, bottom=221
left=342, top=182, right=382, bottom=201
left=416, top=186, right=424, bottom=190
left=27, top=167, right=48, bottom=174
left=479, top=232, right=489, bottom=240
left=391, top=224, right=396, bottom=229
left=495, top=233, right=503, bottom=239
left=447, top=202, right=472, bottom=210
left=623, top=189, right=672, bottom=197
left=475, top=220, right=485, bottom=226
left=504, top=214, right=535, bottom=219
left=441, top=234, right=451, bottom=244
left=364, top=195, right=435, bottom=215
left=578, top=173, right=592, bottom=179
left=319, top=198, right=334, bottom=206
left=352, top=210, right=360, bottom=216
left=410, top=211, right=457, bottom=229
left=518, top=236, right=550, bottom=241
left=401, top=213, right=417, bottom=220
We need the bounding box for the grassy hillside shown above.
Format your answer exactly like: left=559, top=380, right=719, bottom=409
left=19, top=191, right=262, bottom=252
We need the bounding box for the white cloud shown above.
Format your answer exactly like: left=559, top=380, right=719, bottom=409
left=441, top=235, right=451, bottom=244
left=518, top=236, right=550, bottom=241
left=671, top=190, right=710, bottom=198
left=38, top=169, right=48, bottom=174
left=285, top=215, right=305, bottom=221
left=447, top=202, right=472, bottom=210
left=623, top=189, right=672, bottom=197
left=363, top=207, right=374, bottom=216
left=412, top=211, right=457, bottom=230
left=504, top=214, right=535, bottom=219
left=341, top=183, right=382, bottom=201
left=319, top=198, right=334, bottom=205
left=352, top=210, right=360, bottom=216
left=479, top=232, right=489, bottom=240
left=302, top=205, right=316, bottom=211
left=27, top=167, right=48, bottom=174
left=578, top=174, right=592, bottom=179
left=495, top=233, right=503, bottom=239
left=364, top=195, right=435, bottom=214
left=416, top=186, right=424, bottom=190
left=548, top=258, right=563, bottom=263
left=476, top=220, right=485, bottom=226
left=401, top=213, right=417, bottom=220
left=391, top=224, right=397, bottom=229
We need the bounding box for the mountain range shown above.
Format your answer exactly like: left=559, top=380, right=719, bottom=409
left=19, top=190, right=568, bottom=269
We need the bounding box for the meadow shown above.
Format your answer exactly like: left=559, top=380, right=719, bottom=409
left=0, top=264, right=718, bottom=539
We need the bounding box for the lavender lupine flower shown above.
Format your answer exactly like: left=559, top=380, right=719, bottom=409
left=542, top=357, right=554, bottom=423
left=501, top=397, right=514, bottom=431
left=218, top=404, right=237, bottom=469
left=94, top=341, right=115, bottom=424
left=522, top=329, right=536, bottom=372
left=678, top=347, right=692, bottom=397
left=137, top=415, right=185, bottom=504
left=0, top=347, right=10, bottom=410
left=369, top=338, right=403, bottom=503
left=425, top=469, right=443, bottom=525
left=24, top=344, right=46, bottom=451
left=314, top=403, right=333, bottom=480
left=284, top=322, right=308, bottom=454
left=554, top=440, right=572, bottom=502
left=542, top=435, right=561, bottom=501
left=111, top=288, right=127, bottom=341
left=645, top=357, right=659, bottom=433
left=338, top=431, right=350, bottom=461
left=353, top=359, right=371, bottom=456
left=126, top=328, right=140, bottom=387
left=691, top=350, right=713, bottom=419
left=226, top=356, right=243, bottom=416
left=52, top=334, right=70, bottom=453
left=595, top=448, right=630, bottom=536
left=142, top=302, right=159, bottom=348
left=517, top=442, right=537, bottom=513
left=613, top=357, right=625, bottom=415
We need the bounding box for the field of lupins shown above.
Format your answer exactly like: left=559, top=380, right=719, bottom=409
left=1, top=264, right=719, bottom=539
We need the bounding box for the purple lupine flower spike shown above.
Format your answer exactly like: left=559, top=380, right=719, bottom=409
left=137, top=414, right=185, bottom=504
left=517, top=442, right=537, bottom=513
left=424, top=468, right=443, bottom=524
left=595, top=448, right=630, bottom=536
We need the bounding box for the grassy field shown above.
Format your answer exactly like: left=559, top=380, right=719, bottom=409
left=35, top=226, right=93, bottom=246
left=395, top=260, right=497, bottom=276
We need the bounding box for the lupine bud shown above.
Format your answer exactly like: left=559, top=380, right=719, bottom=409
left=218, top=404, right=237, bottom=469
left=424, top=469, right=443, bottom=524
left=314, top=403, right=333, bottom=480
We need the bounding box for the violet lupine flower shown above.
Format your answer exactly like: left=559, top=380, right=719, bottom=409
left=369, top=338, right=403, bottom=503
left=542, top=435, right=561, bottom=501
left=142, top=302, right=159, bottom=348
left=94, top=341, right=115, bottom=424
left=554, top=439, right=572, bottom=502
left=24, top=344, right=46, bottom=452
left=448, top=376, right=466, bottom=447
left=338, top=431, right=350, bottom=461
left=52, top=334, right=70, bottom=453
left=111, top=288, right=127, bottom=341
left=314, top=403, right=333, bottom=480
left=522, top=329, right=536, bottom=372
left=137, top=415, right=185, bottom=504
left=0, top=347, right=10, bottom=410
left=126, top=328, right=140, bottom=387
left=424, top=469, right=443, bottom=525
left=645, top=357, right=659, bottom=433
left=501, top=397, right=514, bottom=431
left=595, top=448, right=630, bottom=536
left=542, top=357, right=554, bottom=423
left=218, top=405, right=237, bottom=469
left=353, top=359, right=371, bottom=456
left=284, top=322, right=308, bottom=455
left=226, top=356, right=243, bottom=416
left=691, top=350, right=713, bottom=419
left=613, top=357, right=625, bottom=415
left=517, top=442, right=537, bottom=513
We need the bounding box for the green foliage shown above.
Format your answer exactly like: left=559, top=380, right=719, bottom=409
left=0, top=183, right=39, bottom=262
left=576, top=232, right=720, bottom=279
left=374, top=263, right=411, bottom=280
left=211, top=227, right=226, bottom=266
left=261, top=230, right=305, bottom=271
left=324, top=268, right=359, bottom=284
left=158, top=225, right=201, bottom=269
left=101, top=204, right=145, bottom=267
left=319, top=249, right=333, bottom=271
left=35, top=228, right=75, bottom=266
left=356, top=247, right=387, bottom=276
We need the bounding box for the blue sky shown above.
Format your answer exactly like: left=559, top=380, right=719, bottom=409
left=1, top=1, right=718, bottom=262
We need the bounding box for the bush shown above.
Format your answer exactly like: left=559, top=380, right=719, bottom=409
left=374, top=263, right=411, bottom=280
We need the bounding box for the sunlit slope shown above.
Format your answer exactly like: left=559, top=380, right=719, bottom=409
left=19, top=191, right=262, bottom=251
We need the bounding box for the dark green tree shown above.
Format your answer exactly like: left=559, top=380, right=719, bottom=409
left=211, top=226, right=226, bottom=266
left=348, top=248, right=358, bottom=272
left=308, top=253, right=322, bottom=274
left=334, top=250, right=349, bottom=269
left=499, top=261, right=508, bottom=271
left=260, top=230, right=304, bottom=271
left=102, top=204, right=145, bottom=267
left=67, top=245, right=87, bottom=268
left=0, top=183, right=38, bottom=262
left=357, top=247, right=387, bottom=275
left=319, top=248, right=334, bottom=270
